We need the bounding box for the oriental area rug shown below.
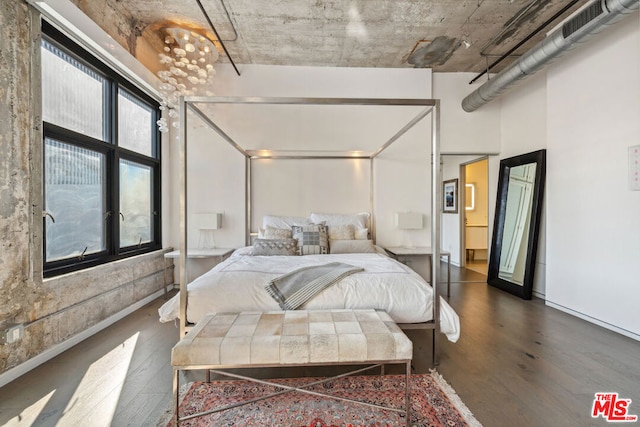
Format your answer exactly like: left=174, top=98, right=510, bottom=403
left=160, top=371, right=482, bottom=427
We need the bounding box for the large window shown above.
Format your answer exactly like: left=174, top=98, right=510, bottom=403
left=41, top=22, right=161, bottom=276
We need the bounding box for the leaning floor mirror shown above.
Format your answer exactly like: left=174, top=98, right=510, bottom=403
left=488, top=149, right=546, bottom=300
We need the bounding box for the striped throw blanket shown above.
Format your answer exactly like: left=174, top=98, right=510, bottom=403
left=264, top=262, right=364, bottom=310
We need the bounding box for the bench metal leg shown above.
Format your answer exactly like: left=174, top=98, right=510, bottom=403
left=173, top=368, right=179, bottom=426
left=432, top=329, right=440, bottom=366
left=405, top=361, right=411, bottom=427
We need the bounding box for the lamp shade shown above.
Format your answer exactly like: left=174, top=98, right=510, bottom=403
left=192, top=213, right=222, bottom=230
left=395, top=212, right=423, bottom=230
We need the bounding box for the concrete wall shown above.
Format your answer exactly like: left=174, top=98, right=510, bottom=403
left=68, top=0, right=164, bottom=72
left=0, top=1, right=168, bottom=383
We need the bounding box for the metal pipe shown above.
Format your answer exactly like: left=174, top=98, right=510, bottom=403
left=462, top=0, right=639, bottom=112
left=470, top=0, right=582, bottom=84
left=217, top=0, right=239, bottom=42
left=195, top=0, right=241, bottom=76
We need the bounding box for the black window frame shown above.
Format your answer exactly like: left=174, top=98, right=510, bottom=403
left=42, top=20, right=162, bottom=277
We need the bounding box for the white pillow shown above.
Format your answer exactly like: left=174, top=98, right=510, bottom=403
left=330, top=239, right=376, bottom=254
left=262, top=215, right=311, bottom=230
left=354, top=228, right=368, bottom=240
left=328, top=224, right=355, bottom=240
left=310, top=212, right=369, bottom=230
left=263, top=226, right=292, bottom=239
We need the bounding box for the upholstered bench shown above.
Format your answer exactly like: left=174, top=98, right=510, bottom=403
left=171, top=309, right=413, bottom=426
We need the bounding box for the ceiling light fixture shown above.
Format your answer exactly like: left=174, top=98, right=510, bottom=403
left=156, top=27, right=218, bottom=133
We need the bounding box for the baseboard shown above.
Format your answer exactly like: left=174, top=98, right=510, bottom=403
left=447, top=258, right=461, bottom=268
left=532, top=290, right=546, bottom=299
left=546, top=301, right=640, bottom=341
left=0, top=288, right=167, bottom=389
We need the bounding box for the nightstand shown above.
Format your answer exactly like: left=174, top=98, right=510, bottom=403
left=384, top=247, right=451, bottom=297
left=163, top=248, right=234, bottom=298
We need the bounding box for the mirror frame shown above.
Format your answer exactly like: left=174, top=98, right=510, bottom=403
left=487, top=149, right=546, bottom=300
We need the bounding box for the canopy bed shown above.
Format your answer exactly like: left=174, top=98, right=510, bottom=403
left=160, top=95, right=458, bottom=364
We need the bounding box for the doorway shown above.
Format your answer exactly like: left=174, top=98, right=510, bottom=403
left=461, top=158, right=489, bottom=275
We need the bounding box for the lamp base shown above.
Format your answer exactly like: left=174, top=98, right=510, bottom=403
left=199, top=230, right=217, bottom=249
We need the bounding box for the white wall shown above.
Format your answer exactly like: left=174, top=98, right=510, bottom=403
left=169, top=64, right=437, bottom=252
left=545, top=12, right=640, bottom=339
left=250, top=158, right=370, bottom=231
left=496, top=71, right=548, bottom=296
left=213, top=64, right=429, bottom=98
left=433, top=73, right=502, bottom=155
left=433, top=73, right=502, bottom=266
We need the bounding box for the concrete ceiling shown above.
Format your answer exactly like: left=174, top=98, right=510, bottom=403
left=73, top=0, right=591, bottom=75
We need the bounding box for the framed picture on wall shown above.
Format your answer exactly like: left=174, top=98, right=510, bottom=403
left=443, top=179, right=458, bottom=214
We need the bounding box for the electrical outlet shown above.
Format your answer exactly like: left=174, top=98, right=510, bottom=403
left=2, top=325, right=24, bottom=345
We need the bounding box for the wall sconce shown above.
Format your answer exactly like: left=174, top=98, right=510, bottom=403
left=192, top=213, right=222, bottom=249
left=156, top=27, right=218, bottom=134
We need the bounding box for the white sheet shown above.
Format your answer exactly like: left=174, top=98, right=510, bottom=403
left=159, top=247, right=460, bottom=342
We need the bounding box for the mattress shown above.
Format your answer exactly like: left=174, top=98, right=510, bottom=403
left=159, top=247, right=460, bottom=342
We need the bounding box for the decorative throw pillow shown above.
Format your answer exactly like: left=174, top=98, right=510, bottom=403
left=354, top=228, right=369, bottom=240
left=263, top=226, right=293, bottom=239
left=328, top=224, right=355, bottom=240
left=291, top=223, right=329, bottom=255
left=330, top=239, right=376, bottom=254
left=252, top=238, right=298, bottom=256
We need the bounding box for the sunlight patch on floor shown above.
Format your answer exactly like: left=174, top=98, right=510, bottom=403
left=4, top=390, right=55, bottom=426
left=57, top=332, right=140, bottom=426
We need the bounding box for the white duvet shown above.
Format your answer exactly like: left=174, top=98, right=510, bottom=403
left=159, top=247, right=460, bottom=342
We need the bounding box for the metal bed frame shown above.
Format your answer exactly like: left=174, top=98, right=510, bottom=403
left=176, top=96, right=443, bottom=363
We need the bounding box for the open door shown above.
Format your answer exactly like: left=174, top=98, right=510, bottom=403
left=461, top=158, right=489, bottom=275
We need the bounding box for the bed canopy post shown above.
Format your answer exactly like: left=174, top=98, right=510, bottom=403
left=245, top=156, right=251, bottom=246
left=178, top=96, right=189, bottom=338
left=369, top=158, right=375, bottom=243
left=431, top=100, right=441, bottom=366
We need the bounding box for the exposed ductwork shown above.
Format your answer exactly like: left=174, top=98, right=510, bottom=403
left=462, top=0, right=640, bottom=112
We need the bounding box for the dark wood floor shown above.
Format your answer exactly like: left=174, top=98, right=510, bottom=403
left=0, top=265, right=638, bottom=426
